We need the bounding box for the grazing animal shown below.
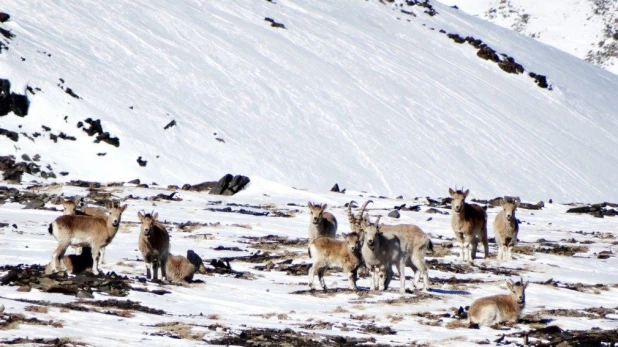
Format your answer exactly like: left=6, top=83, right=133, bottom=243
left=449, top=188, right=489, bottom=262
left=48, top=203, right=128, bottom=275
left=137, top=211, right=170, bottom=281
left=61, top=197, right=109, bottom=262
left=494, top=197, right=520, bottom=261
left=166, top=250, right=207, bottom=285
left=307, top=202, right=338, bottom=256
left=45, top=247, right=94, bottom=275
left=308, top=232, right=362, bottom=291
left=468, top=278, right=529, bottom=326
left=360, top=215, right=433, bottom=293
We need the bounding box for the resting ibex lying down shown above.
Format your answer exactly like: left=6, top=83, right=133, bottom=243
left=468, top=277, right=529, bottom=326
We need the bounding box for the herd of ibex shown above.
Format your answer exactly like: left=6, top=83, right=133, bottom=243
left=44, top=186, right=525, bottom=326
left=307, top=187, right=525, bottom=326
left=46, top=197, right=206, bottom=285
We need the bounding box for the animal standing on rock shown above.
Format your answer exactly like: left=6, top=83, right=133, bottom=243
left=61, top=197, right=109, bottom=262
left=468, top=277, right=529, bottom=326
left=138, top=211, right=170, bottom=282
left=307, top=202, right=337, bottom=256
left=308, top=232, right=362, bottom=291
left=449, top=188, right=489, bottom=262
left=494, top=197, right=520, bottom=261
left=48, top=202, right=127, bottom=275
left=166, top=250, right=207, bottom=285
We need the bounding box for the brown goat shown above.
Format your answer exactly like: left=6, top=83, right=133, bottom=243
left=494, top=197, right=520, bottom=261
left=449, top=188, right=488, bottom=262
left=138, top=211, right=170, bottom=281
left=468, top=277, right=529, bottom=326
left=166, top=250, right=207, bottom=285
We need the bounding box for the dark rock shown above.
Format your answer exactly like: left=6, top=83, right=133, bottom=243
left=65, top=87, right=80, bottom=99
left=0, top=128, right=18, bottom=142
left=42, top=125, right=51, bottom=131
left=97, top=152, right=106, bottom=156
left=477, top=45, right=500, bottom=62
left=185, top=181, right=217, bottom=192
left=32, top=154, right=40, bottom=161
left=163, top=120, right=176, bottom=130
left=330, top=183, right=340, bottom=192
left=0, top=12, right=10, bottom=23
left=128, top=178, right=140, bottom=185
left=21, top=154, right=31, bottom=161
left=388, top=210, right=400, bottom=218
left=0, top=27, right=14, bottom=40
left=136, top=156, right=147, bottom=167
left=498, top=56, right=524, bottom=74
left=447, top=33, right=465, bottom=44
left=209, top=174, right=234, bottom=195
left=77, top=121, right=83, bottom=128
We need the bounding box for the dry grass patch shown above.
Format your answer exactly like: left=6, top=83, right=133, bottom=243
left=154, top=321, right=205, bottom=341
left=206, top=314, right=220, bottom=320
left=386, top=314, right=404, bottom=323
left=24, top=305, right=48, bottom=314
left=331, top=306, right=348, bottom=313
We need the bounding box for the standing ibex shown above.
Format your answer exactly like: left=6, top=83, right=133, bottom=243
left=494, top=197, right=520, bottom=261
left=48, top=202, right=127, bottom=275
left=308, top=232, right=362, bottom=291
left=350, top=200, right=433, bottom=291
left=449, top=188, right=488, bottom=262
left=307, top=202, right=337, bottom=256
left=468, top=278, right=529, bottom=326
left=137, top=211, right=170, bottom=281
left=61, top=197, right=109, bottom=263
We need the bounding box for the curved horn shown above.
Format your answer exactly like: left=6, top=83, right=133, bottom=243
left=346, top=200, right=357, bottom=224
left=356, top=200, right=374, bottom=220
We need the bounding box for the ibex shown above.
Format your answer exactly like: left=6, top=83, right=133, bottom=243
left=351, top=200, right=433, bottom=291
left=48, top=202, right=127, bottom=275
left=307, top=202, right=337, bottom=256
left=308, top=232, right=362, bottom=291
left=449, top=188, right=488, bottom=262
left=468, top=278, right=529, bottom=326
left=137, top=211, right=170, bottom=281
left=61, top=197, right=109, bottom=262
left=494, top=197, right=520, bottom=261
left=166, top=250, right=207, bottom=285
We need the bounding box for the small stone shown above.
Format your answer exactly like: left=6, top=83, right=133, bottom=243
left=388, top=210, right=400, bottom=218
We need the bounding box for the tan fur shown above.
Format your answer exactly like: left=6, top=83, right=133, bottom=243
left=308, top=232, right=362, bottom=291
left=165, top=250, right=207, bottom=285
left=61, top=197, right=109, bottom=262
left=494, top=198, right=520, bottom=261
left=45, top=247, right=93, bottom=275
left=49, top=203, right=128, bottom=275
left=449, top=188, right=489, bottom=262
left=138, top=211, right=170, bottom=281
left=307, top=202, right=338, bottom=253
left=468, top=278, right=529, bottom=326
left=347, top=200, right=373, bottom=234
left=360, top=216, right=433, bottom=293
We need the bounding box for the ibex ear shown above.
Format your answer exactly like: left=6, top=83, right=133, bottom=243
left=153, top=212, right=158, bottom=221
left=307, top=202, right=313, bottom=209
left=463, top=189, right=470, bottom=198
left=120, top=204, right=128, bottom=212
left=321, top=204, right=327, bottom=211
left=137, top=211, right=144, bottom=221
left=515, top=199, right=521, bottom=207
left=506, top=280, right=514, bottom=291
left=523, top=281, right=529, bottom=289
left=448, top=188, right=455, bottom=196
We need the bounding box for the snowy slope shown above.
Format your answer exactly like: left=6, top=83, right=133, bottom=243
left=436, top=0, right=618, bottom=75
left=1, top=0, right=618, bottom=203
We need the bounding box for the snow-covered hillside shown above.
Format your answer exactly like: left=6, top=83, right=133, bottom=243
left=436, top=0, right=618, bottom=75
left=1, top=0, right=618, bottom=202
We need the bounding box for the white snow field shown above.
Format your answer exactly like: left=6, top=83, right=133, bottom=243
left=0, top=0, right=617, bottom=202
left=0, top=181, right=617, bottom=346
left=436, top=0, right=618, bottom=75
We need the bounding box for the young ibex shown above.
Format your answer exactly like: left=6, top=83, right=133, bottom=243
left=308, top=232, right=362, bottom=291
left=449, top=188, right=489, bottom=262
left=307, top=202, right=338, bottom=256
left=468, top=278, right=529, bottom=326
left=61, top=197, right=109, bottom=262
left=44, top=247, right=94, bottom=275
left=361, top=215, right=433, bottom=293
left=137, top=211, right=170, bottom=281
left=166, top=250, right=207, bottom=285
left=494, top=197, right=520, bottom=261
left=48, top=202, right=128, bottom=275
